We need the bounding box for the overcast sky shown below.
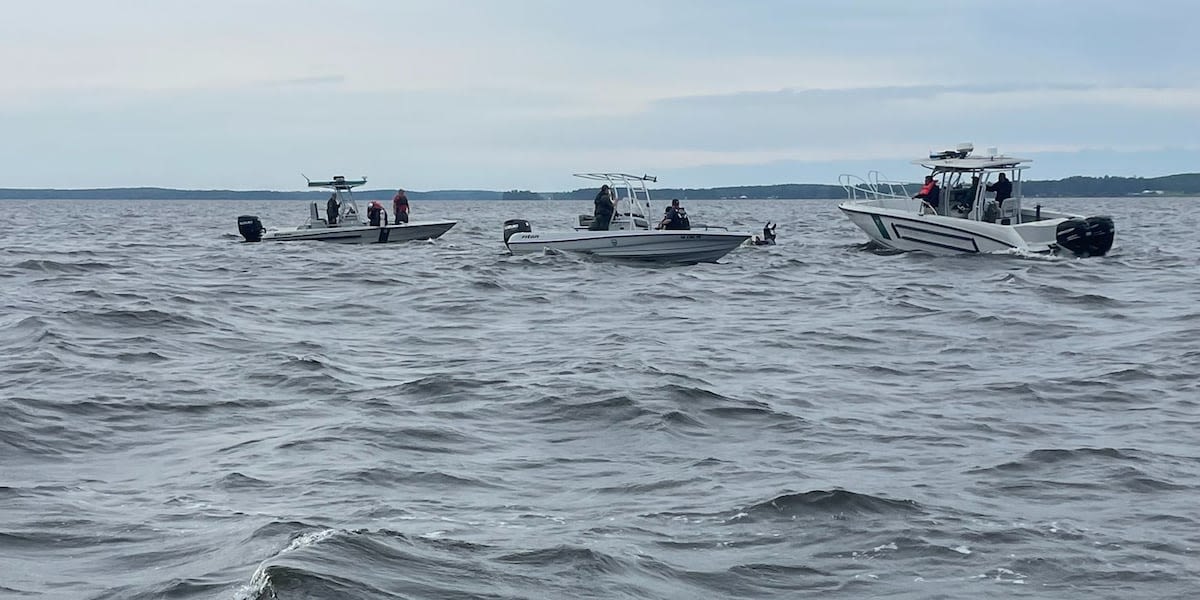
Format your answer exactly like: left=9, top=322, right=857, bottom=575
left=2, top=0, right=1197, bottom=190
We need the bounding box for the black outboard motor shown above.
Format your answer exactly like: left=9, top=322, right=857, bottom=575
left=503, top=219, right=532, bottom=245
left=1055, top=215, right=1115, bottom=257
left=238, top=215, right=265, bottom=242
left=752, top=221, right=777, bottom=245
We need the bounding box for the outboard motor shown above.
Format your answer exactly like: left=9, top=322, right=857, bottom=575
left=503, top=219, right=532, bottom=245
left=1055, top=215, right=1115, bottom=257
left=238, top=215, right=265, bottom=242
left=752, top=221, right=778, bottom=245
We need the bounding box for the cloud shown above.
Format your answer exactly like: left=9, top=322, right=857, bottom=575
left=1, top=1, right=1198, bottom=188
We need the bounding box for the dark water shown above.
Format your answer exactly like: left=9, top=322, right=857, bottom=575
left=2, top=197, right=1198, bottom=599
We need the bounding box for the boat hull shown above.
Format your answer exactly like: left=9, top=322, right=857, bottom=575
left=838, top=202, right=1110, bottom=255
left=262, top=220, right=456, bottom=244
left=505, top=230, right=751, bottom=264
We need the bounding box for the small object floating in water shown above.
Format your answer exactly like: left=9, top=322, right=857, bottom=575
left=751, top=222, right=777, bottom=246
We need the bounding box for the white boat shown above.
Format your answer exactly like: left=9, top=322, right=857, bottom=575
left=237, top=175, right=456, bottom=244
left=503, top=173, right=751, bottom=264
left=838, top=144, right=1115, bottom=257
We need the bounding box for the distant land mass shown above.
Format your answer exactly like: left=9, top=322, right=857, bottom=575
left=2, top=173, right=1198, bottom=200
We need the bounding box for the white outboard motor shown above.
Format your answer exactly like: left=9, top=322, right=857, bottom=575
left=503, top=219, right=531, bottom=245
left=238, top=215, right=265, bottom=242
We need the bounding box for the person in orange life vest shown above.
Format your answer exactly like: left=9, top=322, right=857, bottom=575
left=392, top=189, right=409, bottom=224
left=367, top=201, right=388, bottom=226
left=913, top=175, right=941, bottom=209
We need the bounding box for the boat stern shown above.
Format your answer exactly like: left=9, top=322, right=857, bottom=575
left=503, top=219, right=533, bottom=248
left=237, top=215, right=265, bottom=242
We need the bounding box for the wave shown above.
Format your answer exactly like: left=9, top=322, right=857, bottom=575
left=62, top=308, right=212, bottom=330
left=732, top=490, right=923, bottom=522
left=7, top=259, right=119, bottom=274
left=496, top=545, right=627, bottom=574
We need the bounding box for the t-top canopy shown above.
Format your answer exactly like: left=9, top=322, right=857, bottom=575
left=305, top=175, right=367, bottom=189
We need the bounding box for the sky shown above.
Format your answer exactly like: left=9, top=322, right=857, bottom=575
left=2, top=0, right=1197, bottom=191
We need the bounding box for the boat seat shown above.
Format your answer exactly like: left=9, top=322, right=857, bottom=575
left=309, top=202, right=327, bottom=226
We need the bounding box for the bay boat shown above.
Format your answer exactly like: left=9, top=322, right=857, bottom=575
left=838, top=144, right=1115, bottom=256
left=237, top=176, right=456, bottom=244
left=503, top=173, right=751, bottom=264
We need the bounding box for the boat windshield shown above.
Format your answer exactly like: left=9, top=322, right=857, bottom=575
left=928, top=164, right=1028, bottom=223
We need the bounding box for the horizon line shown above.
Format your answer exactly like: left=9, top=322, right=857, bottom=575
left=2, top=170, right=1198, bottom=194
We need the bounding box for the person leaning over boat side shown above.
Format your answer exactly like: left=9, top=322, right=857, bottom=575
left=913, top=175, right=941, bottom=210
left=326, top=193, right=339, bottom=225
left=987, top=173, right=1013, bottom=208
left=392, top=189, right=409, bottom=224
left=367, top=201, right=387, bottom=226
left=589, top=185, right=615, bottom=230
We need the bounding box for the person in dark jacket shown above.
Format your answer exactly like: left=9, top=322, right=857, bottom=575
left=326, top=193, right=339, bottom=225
left=367, top=201, right=387, bottom=226
left=589, top=185, right=615, bottom=230
left=657, top=198, right=690, bottom=230
left=987, top=173, right=1013, bottom=208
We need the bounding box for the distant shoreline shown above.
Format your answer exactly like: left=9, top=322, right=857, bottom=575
left=2, top=172, right=1197, bottom=200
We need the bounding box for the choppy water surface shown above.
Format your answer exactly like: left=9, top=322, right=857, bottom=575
left=2, top=197, right=1198, bottom=599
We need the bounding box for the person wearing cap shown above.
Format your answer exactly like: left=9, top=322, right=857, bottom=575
left=392, top=189, right=409, bottom=224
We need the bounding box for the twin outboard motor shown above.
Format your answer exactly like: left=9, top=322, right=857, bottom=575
left=503, top=219, right=532, bottom=245
left=1055, top=215, right=1115, bottom=257
left=238, top=215, right=265, bottom=242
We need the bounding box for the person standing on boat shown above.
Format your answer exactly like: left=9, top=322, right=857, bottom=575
left=987, top=173, right=1013, bottom=208
left=392, top=189, right=409, bottom=224
left=326, top=193, right=339, bottom=225
left=913, top=175, right=941, bottom=210
left=589, top=185, right=615, bottom=230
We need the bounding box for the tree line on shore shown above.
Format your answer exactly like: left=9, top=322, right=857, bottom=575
left=3, top=173, right=1198, bottom=200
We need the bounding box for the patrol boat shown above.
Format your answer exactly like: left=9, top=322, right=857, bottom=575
left=502, top=173, right=751, bottom=264
left=237, top=175, right=456, bottom=244
left=838, top=144, right=1115, bottom=256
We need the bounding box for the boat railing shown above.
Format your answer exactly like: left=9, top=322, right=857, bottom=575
left=839, top=173, right=910, bottom=202
left=868, top=171, right=912, bottom=198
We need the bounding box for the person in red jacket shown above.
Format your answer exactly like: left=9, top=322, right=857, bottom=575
left=392, top=189, right=410, bottom=224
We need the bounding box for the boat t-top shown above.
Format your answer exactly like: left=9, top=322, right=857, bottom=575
left=503, top=172, right=751, bottom=264
left=237, top=175, right=456, bottom=244
left=837, top=144, right=1115, bottom=256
